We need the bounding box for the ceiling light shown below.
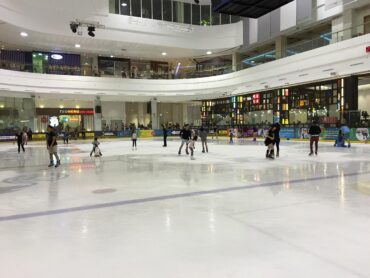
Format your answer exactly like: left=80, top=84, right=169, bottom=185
left=0, top=105, right=4, bottom=108
left=76, top=105, right=80, bottom=109
left=87, top=26, right=95, bottom=37
left=40, top=105, right=44, bottom=108
left=20, top=32, right=28, bottom=37
left=121, top=2, right=128, bottom=6
left=51, top=54, right=63, bottom=60
left=70, top=22, right=79, bottom=33
left=59, top=105, right=64, bottom=109
left=161, top=52, right=167, bottom=56
left=206, top=51, right=212, bottom=55
left=75, top=44, right=81, bottom=48
left=110, top=55, right=114, bottom=58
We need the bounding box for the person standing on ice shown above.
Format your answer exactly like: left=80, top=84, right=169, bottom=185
left=264, top=125, right=276, bottom=159
left=308, top=121, right=321, bottom=156
left=178, top=124, right=192, bottom=155
left=198, top=127, right=208, bottom=153
left=162, top=124, right=168, bottom=147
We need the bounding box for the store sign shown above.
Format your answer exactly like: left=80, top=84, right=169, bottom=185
left=59, top=109, right=94, bottom=115
left=51, top=54, right=63, bottom=60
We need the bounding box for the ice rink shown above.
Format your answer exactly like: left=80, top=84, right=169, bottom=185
left=0, top=138, right=370, bottom=278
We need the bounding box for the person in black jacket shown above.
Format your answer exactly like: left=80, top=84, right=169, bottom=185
left=162, top=124, right=168, bottom=147
left=178, top=124, right=192, bottom=155
left=272, top=123, right=281, bottom=157
left=308, top=122, right=321, bottom=156
left=15, top=130, right=25, bottom=153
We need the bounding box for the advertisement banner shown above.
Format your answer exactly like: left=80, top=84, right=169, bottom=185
left=280, top=128, right=295, bottom=139
left=321, top=128, right=339, bottom=140
left=139, top=130, right=155, bottom=138
left=353, top=128, right=369, bottom=141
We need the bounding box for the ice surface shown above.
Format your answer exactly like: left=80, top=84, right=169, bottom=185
left=0, top=138, right=370, bottom=278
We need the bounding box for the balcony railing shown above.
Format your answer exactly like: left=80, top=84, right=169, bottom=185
left=0, top=22, right=369, bottom=80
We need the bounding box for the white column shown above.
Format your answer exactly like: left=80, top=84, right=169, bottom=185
left=232, top=52, right=241, bottom=72
left=182, top=103, right=188, bottom=125
left=275, top=35, right=287, bottom=59
left=138, top=102, right=144, bottom=126
left=94, top=97, right=102, bottom=131
left=121, top=102, right=127, bottom=124
left=151, top=100, right=158, bottom=129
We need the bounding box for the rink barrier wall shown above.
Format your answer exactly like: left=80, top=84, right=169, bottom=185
left=0, top=128, right=369, bottom=142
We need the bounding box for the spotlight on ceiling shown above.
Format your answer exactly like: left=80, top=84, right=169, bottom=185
left=121, top=2, right=128, bottom=6
left=70, top=22, right=79, bottom=33
left=88, top=26, right=95, bottom=37
left=206, top=51, right=212, bottom=55
left=20, top=32, right=28, bottom=37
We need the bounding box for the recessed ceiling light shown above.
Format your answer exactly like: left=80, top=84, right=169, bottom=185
left=121, top=2, right=128, bottom=6
left=20, top=32, right=28, bottom=37
left=75, top=44, right=81, bottom=48
left=40, top=105, right=44, bottom=108
left=161, top=52, right=167, bottom=56
left=76, top=105, right=80, bottom=109
left=59, top=105, right=64, bottom=108
left=206, top=51, right=212, bottom=55
left=110, top=55, right=114, bottom=58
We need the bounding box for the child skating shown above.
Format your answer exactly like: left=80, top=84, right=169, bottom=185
left=90, top=137, right=102, bottom=157
left=264, top=126, right=276, bottom=159
left=189, top=135, right=198, bottom=160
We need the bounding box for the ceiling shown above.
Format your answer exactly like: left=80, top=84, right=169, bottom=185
left=213, top=0, right=294, bottom=18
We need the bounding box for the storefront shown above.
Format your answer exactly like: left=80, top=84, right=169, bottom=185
left=35, top=108, right=94, bottom=132
left=201, top=78, right=357, bottom=127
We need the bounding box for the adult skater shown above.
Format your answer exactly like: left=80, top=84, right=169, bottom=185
left=272, top=122, right=281, bottom=157
left=264, top=125, right=276, bottom=159
left=308, top=121, right=321, bottom=156
left=162, top=124, right=167, bottom=147
left=131, top=129, right=137, bottom=150
left=199, top=127, right=208, bottom=153
left=15, top=130, right=25, bottom=153
left=178, top=124, right=192, bottom=155
left=46, top=125, right=61, bottom=167
left=229, top=128, right=234, bottom=144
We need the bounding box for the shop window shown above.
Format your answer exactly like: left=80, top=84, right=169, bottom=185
left=142, top=0, right=152, bottom=18
left=153, top=0, right=162, bottom=20
left=120, top=0, right=130, bottom=15
left=192, top=4, right=200, bottom=25
left=131, top=0, right=141, bottom=17
left=163, top=0, right=172, bottom=21
left=184, top=2, right=191, bottom=24
left=212, top=12, right=220, bottom=25
left=221, top=13, right=230, bottom=24
left=201, top=5, right=211, bottom=25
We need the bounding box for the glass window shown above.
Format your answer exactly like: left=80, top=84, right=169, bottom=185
left=184, top=3, right=191, bottom=24
left=231, top=15, right=240, bottom=23
left=153, top=0, right=162, bottom=20
left=192, top=4, right=200, bottom=25
left=131, top=0, right=141, bottom=17
left=221, top=13, right=230, bottom=24
left=142, top=0, right=152, bottom=18
left=109, top=0, right=119, bottom=14
left=212, top=12, right=220, bottom=25
left=120, top=0, right=130, bottom=15
left=163, top=0, right=172, bottom=21
left=201, top=5, right=211, bottom=25
left=173, top=1, right=184, bottom=23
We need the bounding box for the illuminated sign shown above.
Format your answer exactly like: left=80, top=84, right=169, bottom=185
left=51, top=54, right=63, bottom=60
left=59, top=109, right=94, bottom=115
left=49, top=116, right=59, bottom=127
left=252, top=93, right=260, bottom=105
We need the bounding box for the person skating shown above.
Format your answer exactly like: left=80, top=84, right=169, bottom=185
left=264, top=126, right=276, bottom=159
left=15, top=130, right=25, bottom=153
left=308, top=121, right=321, bottom=156
left=272, top=123, right=281, bottom=157
left=90, top=137, right=102, bottom=157
left=131, top=129, right=137, bottom=150
left=189, top=135, right=198, bottom=160
left=199, top=127, right=208, bottom=153
left=46, top=125, right=61, bottom=167
left=252, top=126, right=258, bottom=142
left=178, top=124, right=192, bottom=155
left=229, top=128, right=234, bottom=144
left=162, top=124, right=167, bottom=147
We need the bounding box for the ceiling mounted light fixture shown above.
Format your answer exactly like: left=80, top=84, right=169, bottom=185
left=161, top=52, right=167, bottom=56
left=20, top=32, right=28, bottom=37
left=75, top=44, right=81, bottom=48
left=121, top=2, right=128, bottom=6
left=206, top=51, right=212, bottom=55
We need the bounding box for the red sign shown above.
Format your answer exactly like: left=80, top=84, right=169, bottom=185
left=366, top=46, right=370, bottom=53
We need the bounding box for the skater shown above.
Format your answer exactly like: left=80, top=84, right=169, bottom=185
left=272, top=122, right=281, bottom=157
left=252, top=126, right=258, bottom=141
left=340, top=125, right=351, bottom=148
left=199, top=127, right=208, bottom=153
left=178, top=124, right=192, bottom=155
left=264, top=126, right=276, bottom=159
left=46, top=125, right=61, bottom=167
left=189, top=135, right=198, bottom=160
left=162, top=124, right=167, bottom=147
left=90, top=137, right=102, bottom=157
left=131, top=129, right=137, bottom=150
left=308, top=121, right=321, bottom=156
left=15, top=130, right=25, bottom=153
left=229, top=128, right=234, bottom=144
left=27, top=128, right=32, bottom=141
left=63, top=129, right=69, bottom=144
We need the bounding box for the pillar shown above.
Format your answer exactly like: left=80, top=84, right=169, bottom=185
left=121, top=102, right=127, bottom=125
left=232, top=52, right=241, bottom=72
left=151, top=99, right=158, bottom=129
left=94, top=97, right=102, bottom=131
left=275, top=35, right=287, bottom=59
left=182, top=103, right=188, bottom=125
left=138, top=102, right=144, bottom=126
